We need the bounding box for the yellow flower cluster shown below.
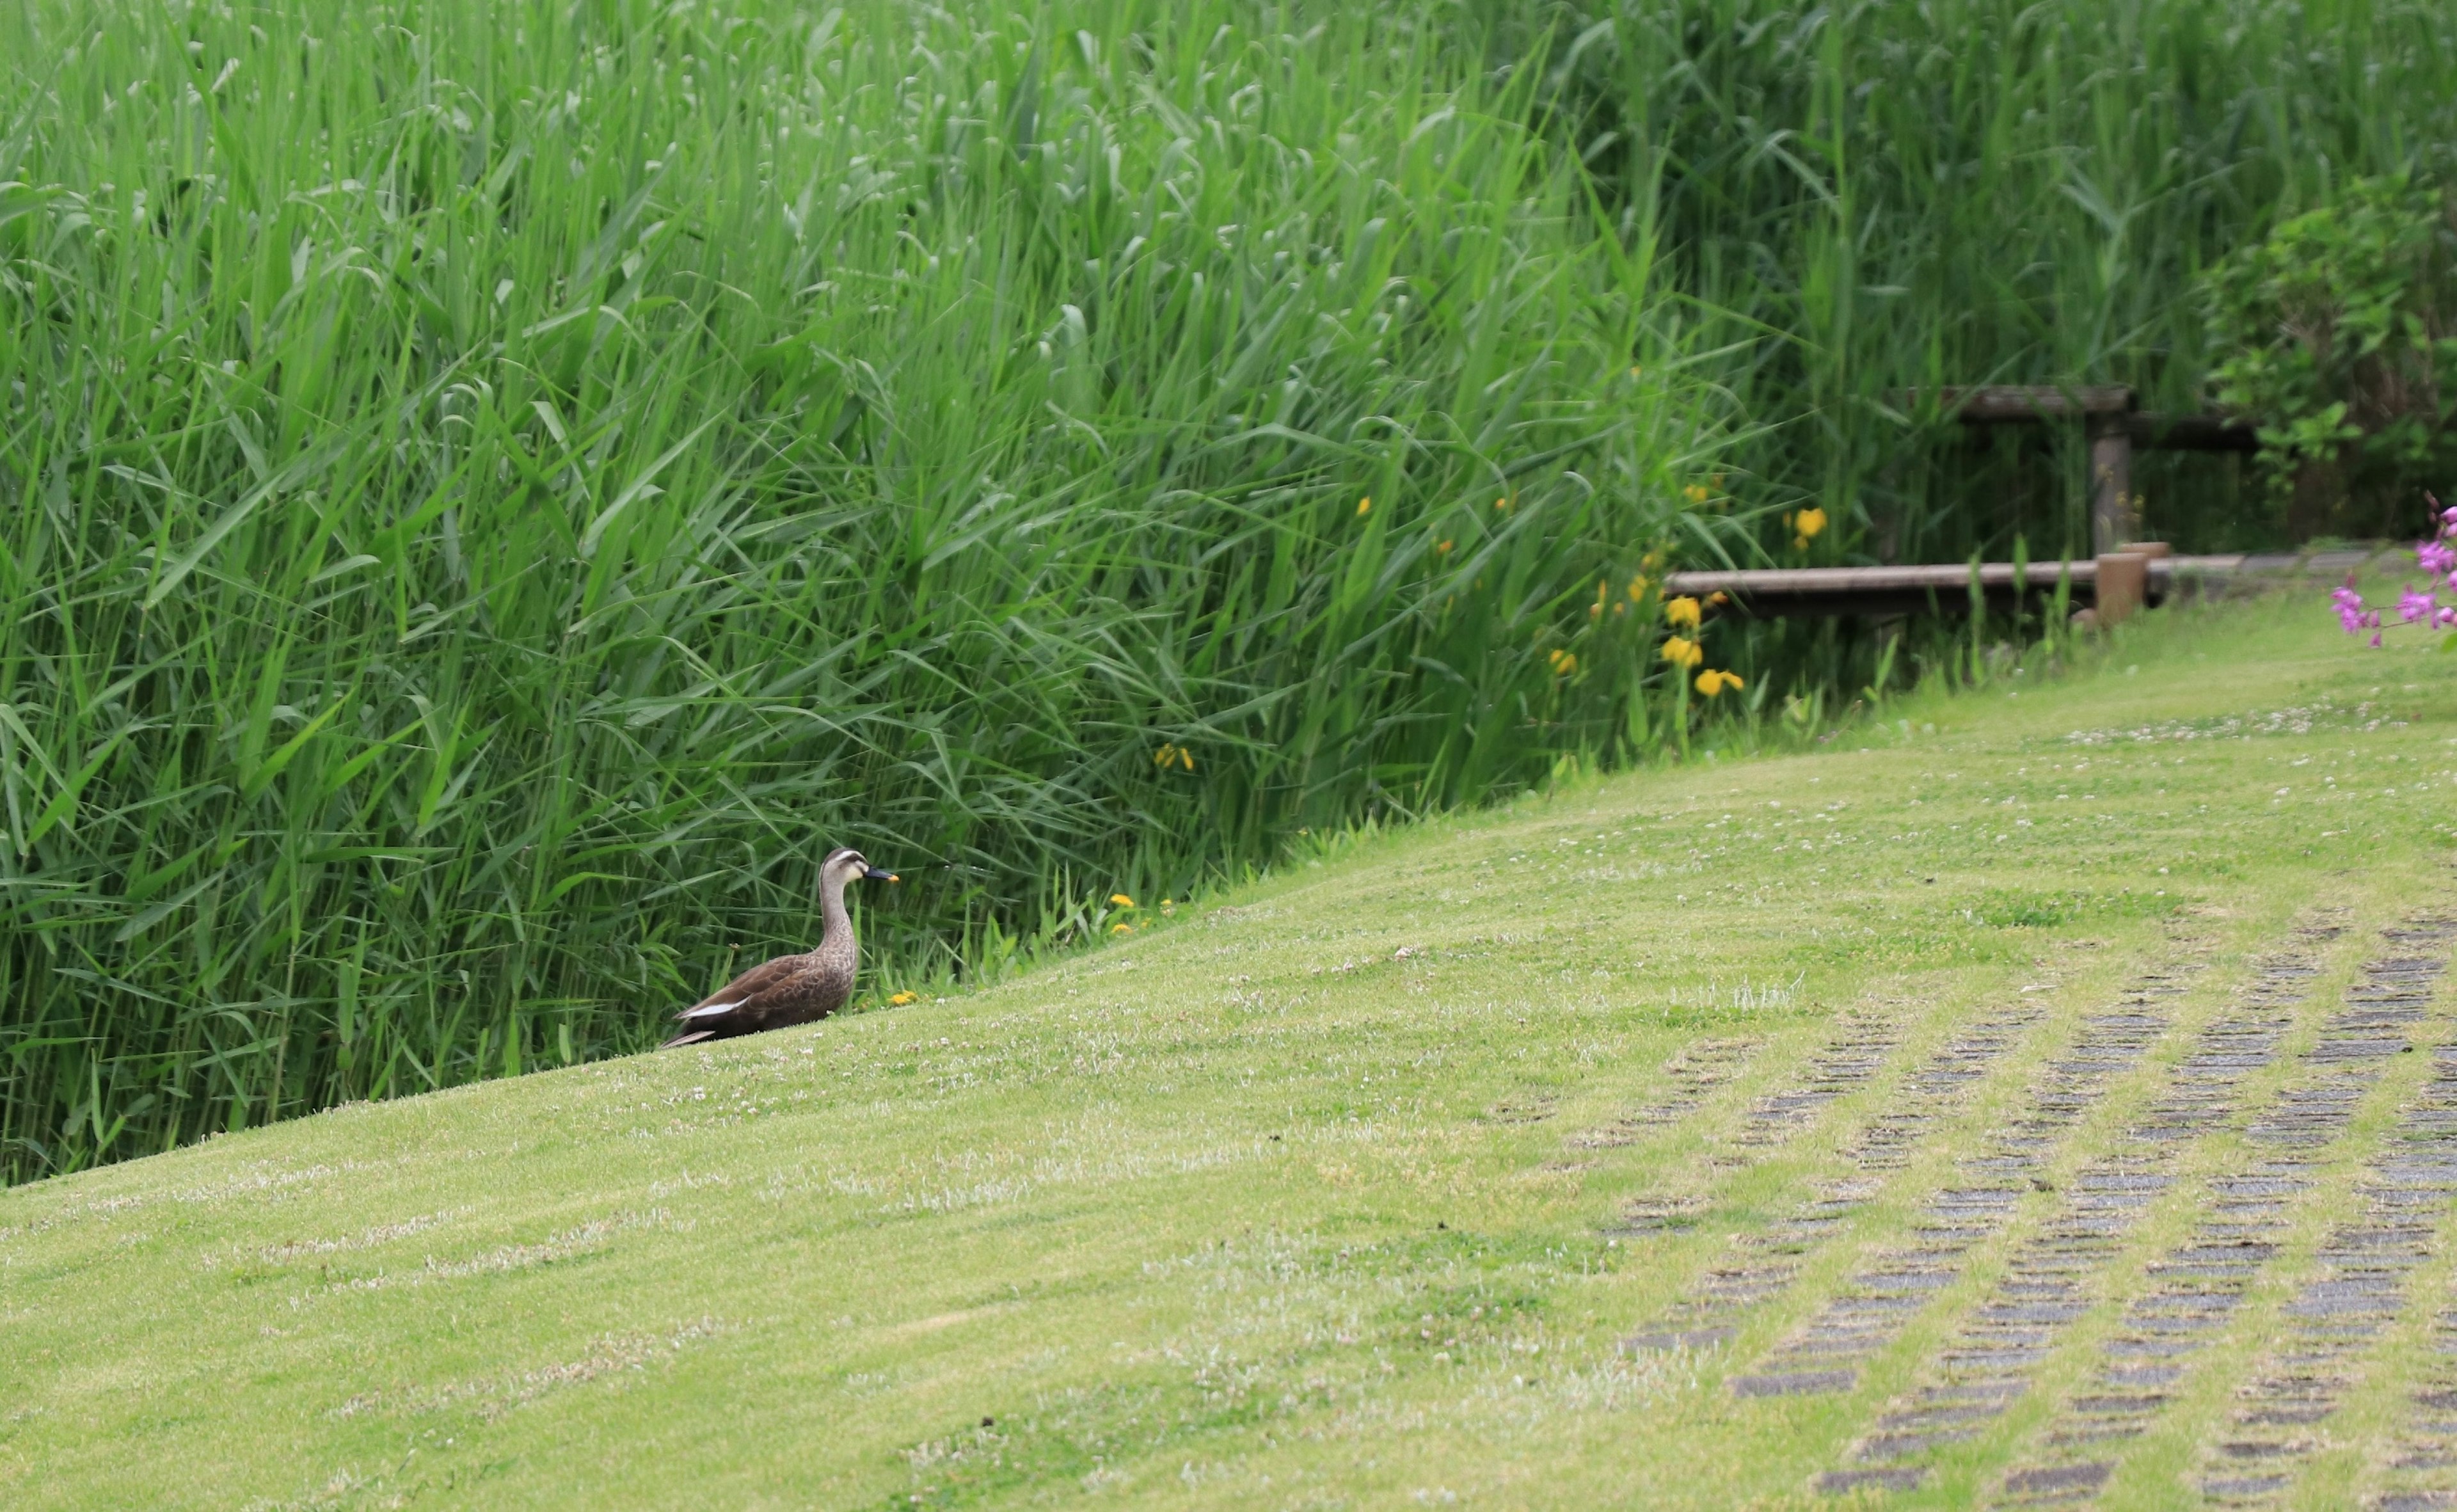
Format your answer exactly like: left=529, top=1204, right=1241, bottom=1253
left=1694, top=669, right=1745, bottom=697
left=1547, top=648, right=1578, bottom=675
left=1660, top=635, right=1703, bottom=669
left=1153, top=743, right=1195, bottom=771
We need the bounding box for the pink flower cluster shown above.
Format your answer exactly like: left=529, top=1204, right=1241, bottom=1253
left=2334, top=495, right=2457, bottom=647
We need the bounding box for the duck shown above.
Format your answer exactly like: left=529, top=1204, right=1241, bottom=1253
left=662, top=847, right=898, bottom=1047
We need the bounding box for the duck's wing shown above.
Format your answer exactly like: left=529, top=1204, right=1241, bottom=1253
left=664, top=954, right=804, bottom=1043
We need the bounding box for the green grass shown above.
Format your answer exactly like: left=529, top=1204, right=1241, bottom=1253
left=8, top=589, right=2457, bottom=1508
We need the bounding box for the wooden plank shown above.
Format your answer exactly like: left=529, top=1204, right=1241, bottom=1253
left=1660, top=552, right=2375, bottom=620
left=1897, top=385, right=2137, bottom=421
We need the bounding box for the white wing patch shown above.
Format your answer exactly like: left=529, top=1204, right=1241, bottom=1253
left=680, top=1000, right=743, bottom=1020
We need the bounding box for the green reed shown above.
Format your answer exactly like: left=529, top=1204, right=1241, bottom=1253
left=0, top=0, right=1749, bottom=1177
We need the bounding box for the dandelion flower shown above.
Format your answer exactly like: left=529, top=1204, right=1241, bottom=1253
left=887, top=990, right=919, bottom=1007
left=1660, top=635, right=1703, bottom=669
left=1695, top=669, right=1744, bottom=697
left=1111, top=922, right=1134, bottom=935
left=1110, top=893, right=1136, bottom=908
left=1664, top=595, right=1701, bottom=628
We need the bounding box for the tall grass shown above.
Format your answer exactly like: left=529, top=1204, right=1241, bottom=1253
left=1534, top=0, right=2457, bottom=562
left=0, top=0, right=1745, bottom=1177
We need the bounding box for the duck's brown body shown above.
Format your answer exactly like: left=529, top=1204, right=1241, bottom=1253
left=662, top=848, right=891, bottom=1047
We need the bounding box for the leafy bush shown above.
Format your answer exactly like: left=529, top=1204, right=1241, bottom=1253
left=2203, top=175, right=2457, bottom=536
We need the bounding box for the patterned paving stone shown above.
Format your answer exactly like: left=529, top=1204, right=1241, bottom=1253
left=1738, top=964, right=2197, bottom=1404
left=1805, top=929, right=2413, bottom=1500
left=1570, top=1037, right=1762, bottom=1149
left=2180, top=922, right=2457, bottom=1504
left=1989, top=922, right=2457, bottom=1508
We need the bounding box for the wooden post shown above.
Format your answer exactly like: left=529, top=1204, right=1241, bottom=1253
left=2094, top=550, right=2147, bottom=625
left=2088, top=413, right=2136, bottom=555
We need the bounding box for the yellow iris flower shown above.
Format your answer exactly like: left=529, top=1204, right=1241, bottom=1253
left=1660, top=635, right=1703, bottom=669
left=1664, top=595, right=1702, bottom=628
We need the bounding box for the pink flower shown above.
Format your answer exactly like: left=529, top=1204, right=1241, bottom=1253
left=2372, top=632, right=2385, bottom=648
left=2421, top=540, right=2457, bottom=575
left=2401, top=587, right=2438, bottom=623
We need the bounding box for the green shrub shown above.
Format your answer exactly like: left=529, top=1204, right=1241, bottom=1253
left=2202, top=175, right=2457, bottom=536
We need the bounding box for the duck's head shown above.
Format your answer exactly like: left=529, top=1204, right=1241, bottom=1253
left=825, top=847, right=898, bottom=886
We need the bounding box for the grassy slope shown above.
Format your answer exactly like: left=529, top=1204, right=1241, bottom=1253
left=6, top=587, right=2456, bottom=1511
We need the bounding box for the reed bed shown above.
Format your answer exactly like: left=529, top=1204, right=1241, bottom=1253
left=0, top=0, right=1740, bottom=1177
left=1539, top=0, right=2457, bottom=559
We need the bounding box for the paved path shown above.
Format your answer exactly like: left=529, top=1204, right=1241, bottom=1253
left=1606, top=902, right=2457, bottom=1506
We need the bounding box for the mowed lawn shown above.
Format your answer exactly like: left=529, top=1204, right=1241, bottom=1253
left=8, top=588, right=2456, bottom=1510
